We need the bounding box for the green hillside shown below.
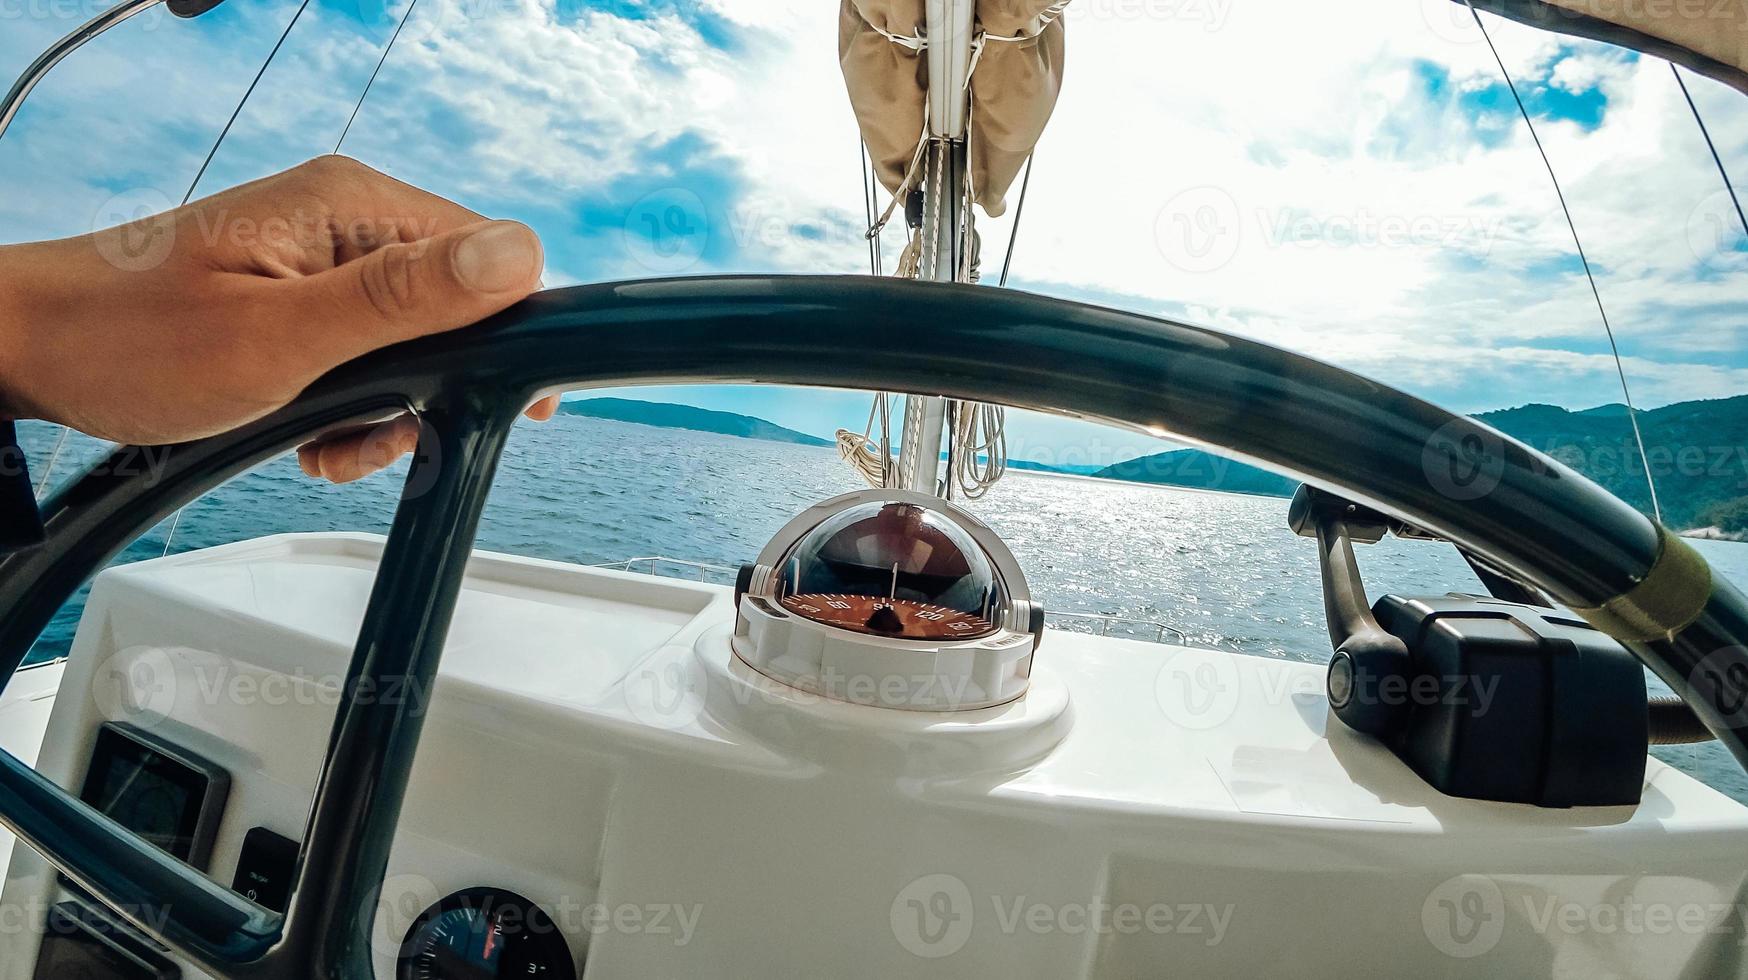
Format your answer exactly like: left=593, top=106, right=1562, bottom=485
left=1475, top=395, right=1748, bottom=530
left=1094, top=395, right=1748, bottom=530
left=559, top=398, right=831, bottom=447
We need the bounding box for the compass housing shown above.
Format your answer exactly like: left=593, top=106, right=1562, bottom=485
left=732, top=490, right=1041, bottom=711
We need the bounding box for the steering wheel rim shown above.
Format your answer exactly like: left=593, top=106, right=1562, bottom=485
left=0, top=274, right=1743, bottom=977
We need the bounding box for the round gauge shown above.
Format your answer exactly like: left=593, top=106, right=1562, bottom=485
left=397, top=888, right=575, bottom=980
left=780, top=594, right=994, bottom=640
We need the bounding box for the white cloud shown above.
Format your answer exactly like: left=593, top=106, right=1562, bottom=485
left=1, top=0, right=1743, bottom=430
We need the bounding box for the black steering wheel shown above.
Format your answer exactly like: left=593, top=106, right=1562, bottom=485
left=0, top=275, right=1744, bottom=977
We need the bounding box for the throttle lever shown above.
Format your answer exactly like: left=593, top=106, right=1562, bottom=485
left=1287, top=486, right=1413, bottom=738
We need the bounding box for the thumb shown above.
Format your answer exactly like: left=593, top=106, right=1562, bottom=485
left=284, top=219, right=544, bottom=357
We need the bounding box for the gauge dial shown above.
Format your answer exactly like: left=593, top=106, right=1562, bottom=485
left=781, top=593, right=996, bottom=640
left=397, top=888, right=574, bottom=980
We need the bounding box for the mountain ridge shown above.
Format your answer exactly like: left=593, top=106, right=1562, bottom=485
left=562, top=395, right=1748, bottom=531
left=559, top=398, right=832, bottom=447
left=1097, top=394, right=1748, bottom=530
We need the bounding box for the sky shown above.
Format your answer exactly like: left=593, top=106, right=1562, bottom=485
left=0, top=0, right=1744, bottom=468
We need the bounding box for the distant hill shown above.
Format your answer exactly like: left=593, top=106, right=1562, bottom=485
left=561, top=395, right=1748, bottom=531
left=1006, top=458, right=1107, bottom=477
left=1090, top=395, right=1748, bottom=531
left=560, top=399, right=1107, bottom=473
left=559, top=398, right=831, bottom=447
left=1475, top=395, right=1748, bottom=531
left=1094, top=449, right=1298, bottom=497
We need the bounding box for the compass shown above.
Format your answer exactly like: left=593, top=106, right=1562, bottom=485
left=778, top=594, right=993, bottom=640
left=732, top=490, right=1042, bottom=711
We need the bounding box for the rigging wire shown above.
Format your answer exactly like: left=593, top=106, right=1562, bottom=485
left=33, top=427, right=68, bottom=497
left=160, top=0, right=315, bottom=557
left=1670, top=63, right=1748, bottom=241
left=868, top=149, right=885, bottom=275
left=185, top=0, right=314, bottom=205
left=167, top=0, right=417, bottom=556
left=859, top=141, right=878, bottom=275
left=1461, top=0, right=1663, bottom=524
left=335, top=0, right=421, bottom=155
left=843, top=143, right=896, bottom=485
left=998, top=153, right=1033, bottom=288
left=26, top=0, right=310, bottom=523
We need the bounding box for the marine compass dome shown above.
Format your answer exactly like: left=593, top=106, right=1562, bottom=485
left=733, top=490, right=1043, bottom=711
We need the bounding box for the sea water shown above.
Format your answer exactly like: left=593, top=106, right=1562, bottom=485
left=16, top=415, right=1748, bottom=802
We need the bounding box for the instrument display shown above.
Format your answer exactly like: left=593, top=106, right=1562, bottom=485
left=79, top=724, right=229, bottom=870
left=398, top=888, right=575, bottom=980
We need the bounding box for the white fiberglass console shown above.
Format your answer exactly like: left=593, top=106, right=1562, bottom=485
left=3, top=531, right=1747, bottom=978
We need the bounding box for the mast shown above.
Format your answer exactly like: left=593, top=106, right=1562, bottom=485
left=897, top=0, right=976, bottom=496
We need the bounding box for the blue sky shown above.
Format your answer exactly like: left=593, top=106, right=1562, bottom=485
left=1, top=0, right=1744, bottom=466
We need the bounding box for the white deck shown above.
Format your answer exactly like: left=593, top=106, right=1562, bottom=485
left=2, top=532, right=1745, bottom=978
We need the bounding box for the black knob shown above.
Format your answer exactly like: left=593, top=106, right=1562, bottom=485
left=1327, top=630, right=1414, bottom=739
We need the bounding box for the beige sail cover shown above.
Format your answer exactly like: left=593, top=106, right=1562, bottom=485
left=1478, top=1, right=1747, bottom=93
left=839, top=0, right=1066, bottom=217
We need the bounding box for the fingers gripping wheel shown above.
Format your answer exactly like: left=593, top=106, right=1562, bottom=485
left=0, top=277, right=1743, bottom=978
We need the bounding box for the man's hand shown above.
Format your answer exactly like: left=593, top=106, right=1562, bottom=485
left=0, top=155, right=556, bottom=483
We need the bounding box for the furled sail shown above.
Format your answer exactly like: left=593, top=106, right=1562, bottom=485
left=838, top=0, right=1066, bottom=217
left=1472, top=0, right=1748, bottom=94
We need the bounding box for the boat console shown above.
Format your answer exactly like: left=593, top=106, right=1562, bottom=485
left=2, top=278, right=1748, bottom=978
left=3, top=529, right=1748, bottom=978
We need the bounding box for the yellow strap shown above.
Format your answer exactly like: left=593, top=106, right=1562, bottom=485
left=1573, top=525, right=1712, bottom=643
